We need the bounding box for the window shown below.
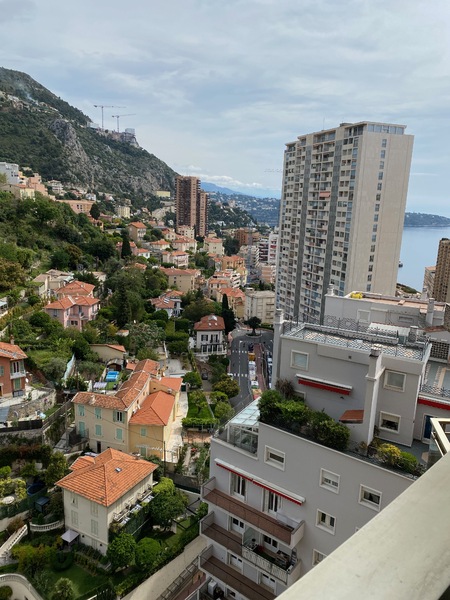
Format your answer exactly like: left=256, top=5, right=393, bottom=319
left=231, top=517, right=244, bottom=533
left=71, top=494, right=78, bottom=507
left=229, top=553, right=243, bottom=571
left=381, top=139, right=387, bottom=147
left=231, top=473, right=246, bottom=498
left=0, top=366, right=4, bottom=377
left=359, top=485, right=382, bottom=511
left=263, top=535, right=278, bottom=550
left=91, top=519, right=99, bottom=536
left=78, top=405, right=85, bottom=417
left=380, top=150, right=386, bottom=158
left=71, top=510, right=78, bottom=526
left=260, top=573, right=276, bottom=591
left=265, top=446, right=285, bottom=469
left=264, top=490, right=281, bottom=515
left=291, top=351, right=308, bottom=370
left=95, top=424, right=102, bottom=437
left=91, top=502, right=98, bottom=517
left=312, top=549, right=327, bottom=566
left=94, top=407, right=102, bottom=419
left=317, top=510, right=336, bottom=534
left=379, top=412, right=400, bottom=433
left=116, top=428, right=123, bottom=441
left=384, top=370, right=406, bottom=391
left=377, top=183, right=382, bottom=191
left=320, top=469, right=340, bottom=493
left=78, top=421, right=85, bottom=436
left=114, top=410, right=124, bottom=423
left=140, top=427, right=147, bottom=437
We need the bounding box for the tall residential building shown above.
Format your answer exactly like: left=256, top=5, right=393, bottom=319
left=175, top=176, right=209, bottom=238
left=276, top=122, right=414, bottom=322
left=432, top=238, right=450, bottom=302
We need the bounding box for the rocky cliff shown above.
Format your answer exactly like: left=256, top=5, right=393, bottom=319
left=0, top=67, right=176, bottom=203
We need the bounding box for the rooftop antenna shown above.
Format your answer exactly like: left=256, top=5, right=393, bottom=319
left=93, top=104, right=125, bottom=130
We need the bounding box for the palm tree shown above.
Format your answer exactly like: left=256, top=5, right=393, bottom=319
left=52, top=578, right=74, bottom=600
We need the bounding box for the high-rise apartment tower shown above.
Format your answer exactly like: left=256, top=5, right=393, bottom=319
left=432, top=238, right=450, bottom=302
left=276, top=122, right=414, bottom=322
left=175, top=176, right=209, bottom=238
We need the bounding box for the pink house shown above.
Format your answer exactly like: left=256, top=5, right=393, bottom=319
left=44, top=295, right=100, bottom=331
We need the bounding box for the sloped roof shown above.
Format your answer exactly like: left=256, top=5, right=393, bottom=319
left=57, top=280, right=95, bottom=296
left=129, top=391, right=175, bottom=426
left=158, top=377, right=183, bottom=392
left=56, top=448, right=157, bottom=506
left=194, top=314, right=225, bottom=331
left=0, top=342, right=27, bottom=360
left=129, top=221, right=146, bottom=229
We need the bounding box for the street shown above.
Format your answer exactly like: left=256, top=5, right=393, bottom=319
left=228, top=328, right=273, bottom=410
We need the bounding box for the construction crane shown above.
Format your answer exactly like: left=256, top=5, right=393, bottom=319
left=111, top=113, right=136, bottom=133
left=93, top=104, right=125, bottom=130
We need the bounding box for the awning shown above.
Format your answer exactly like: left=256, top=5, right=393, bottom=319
left=418, top=397, right=450, bottom=412
left=216, top=459, right=305, bottom=505
left=61, top=529, right=79, bottom=543
left=339, top=409, right=364, bottom=424
left=297, top=374, right=352, bottom=395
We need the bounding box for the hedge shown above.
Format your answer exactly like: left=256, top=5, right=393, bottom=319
left=182, top=417, right=218, bottom=429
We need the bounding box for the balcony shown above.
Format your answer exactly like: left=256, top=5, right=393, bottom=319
left=200, top=546, right=275, bottom=600
left=10, top=370, right=26, bottom=380
left=241, top=543, right=301, bottom=585
left=202, top=478, right=304, bottom=547
left=201, top=513, right=242, bottom=555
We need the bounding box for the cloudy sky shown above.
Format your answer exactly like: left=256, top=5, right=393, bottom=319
left=1, top=0, right=450, bottom=211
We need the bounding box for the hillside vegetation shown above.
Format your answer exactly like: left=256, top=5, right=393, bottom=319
left=0, top=67, right=176, bottom=203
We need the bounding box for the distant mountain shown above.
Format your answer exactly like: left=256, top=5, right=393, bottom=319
left=404, top=213, right=450, bottom=227
left=201, top=182, right=240, bottom=195
left=202, top=181, right=281, bottom=199
left=0, top=67, right=176, bottom=203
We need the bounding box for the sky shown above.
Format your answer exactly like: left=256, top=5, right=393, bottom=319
left=1, top=0, right=450, bottom=210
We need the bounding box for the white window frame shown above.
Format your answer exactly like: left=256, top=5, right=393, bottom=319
left=359, top=485, right=382, bottom=511
left=384, top=370, right=406, bottom=392
left=291, top=351, right=308, bottom=370
left=379, top=411, right=400, bottom=433
left=264, top=446, right=285, bottom=470
left=228, top=553, right=243, bottom=571
left=320, top=468, right=340, bottom=493
left=260, top=573, right=276, bottom=591
left=78, top=405, right=85, bottom=417
left=316, top=510, right=336, bottom=534
left=231, top=473, right=246, bottom=499
left=312, top=549, right=327, bottom=566
left=114, top=410, right=124, bottom=423
left=263, top=534, right=278, bottom=550
left=230, top=517, right=244, bottom=533
left=264, top=490, right=282, bottom=515
left=357, top=309, right=370, bottom=323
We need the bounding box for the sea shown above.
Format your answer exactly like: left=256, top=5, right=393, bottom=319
left=397, top=227, right=450, bottom=291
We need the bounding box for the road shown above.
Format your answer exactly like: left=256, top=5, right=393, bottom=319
left=228, top=328, right=274, bottom=411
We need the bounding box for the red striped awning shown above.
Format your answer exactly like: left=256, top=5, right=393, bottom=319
left=418, top=397, right=450, bottom=412
left=298, top=376, right=351, bottom=395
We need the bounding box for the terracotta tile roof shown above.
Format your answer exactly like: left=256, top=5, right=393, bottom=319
left=0, top=342, right=27, bottom=360
left=73, top=391, right=125, bottom=410
left=132, top=263, right=147, bottom=270
left=220, top=287, right=245, bottom=299
left=57, top=280, right=95, bottom=296
left=194, top=315, right=225, bottom=331
left=44, top=297, right=75, bottom=310
left=129, top=391, right=175, bottom=426
left=160, top=267, right=199, bottom=277
left=158, top=377, right=183, bottom=392
left=151, top=298, right=175, bottom=309
left=339, top=409, right=364, bottom=423
left=73, top=296, right=99, bottom=306
left=129, top=221, right=146, bottom=229
left=105, top=344, right=126, bottom=352
left=57, top=448, right=157, bottom=506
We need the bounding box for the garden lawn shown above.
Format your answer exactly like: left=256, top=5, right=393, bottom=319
left=43, top=564, right=109, bottom=598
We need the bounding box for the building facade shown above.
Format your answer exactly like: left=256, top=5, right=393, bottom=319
left=244, top=290, right=276, bottom=324
left=275, top=122, right=414, bottom=322
left=175, top=176, right=209, bottom=238
left=432, top=238, right=450, bottom=302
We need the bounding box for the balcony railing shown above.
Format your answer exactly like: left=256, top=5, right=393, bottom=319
left=10, top=370, right=26, bottom=380
left=202, top=478, right=304, bottom=547
left=241, top=544, right=301, bottom=585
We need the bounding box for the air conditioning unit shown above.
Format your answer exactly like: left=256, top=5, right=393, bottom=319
left=207, top=580, right=217, bottom=596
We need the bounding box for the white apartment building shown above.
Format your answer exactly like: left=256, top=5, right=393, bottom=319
left=0, top=162, right=20, bottom=185
left=276, top=122, right=414, bottom=322
left=267, top=230, right=279, bottom=266
left=245, top=290, right=276, bottom=324
left=198, top=291, right=450, bottom=600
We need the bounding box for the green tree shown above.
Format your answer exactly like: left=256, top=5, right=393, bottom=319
left=50, top=249, right=70, bottom=270
left=106, top=533, right=137, bottom=571
left=52, top=577, right=74, bottom=600
left=89, top=202, right=101, bottom=220
left=221, top=294, right=236, bottom=334
left=129, top=321, right=164, bottom=355
left=44, top=451, right=69, bottom=486
left=183, top=299, right=218, bottom=323
left=183, top=371, right=202, bottom=389
left=135, top=537, right=161, bottom=571
left=214, top=400, right=234, bottom=423
left=0, top=258, right=27, bottom=292
left=0, top=585, right=12, bottom=600
left=212, top=375, right=240, bottom=399
left=43, top=357, right=67, bottom=382
left=246, top=316, right=261, bottom=336
left=121, top=231, right=132, bottom=260
left=149, top=485, right=187, bottom=530
left=189, top=390, right=208, bottom=414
